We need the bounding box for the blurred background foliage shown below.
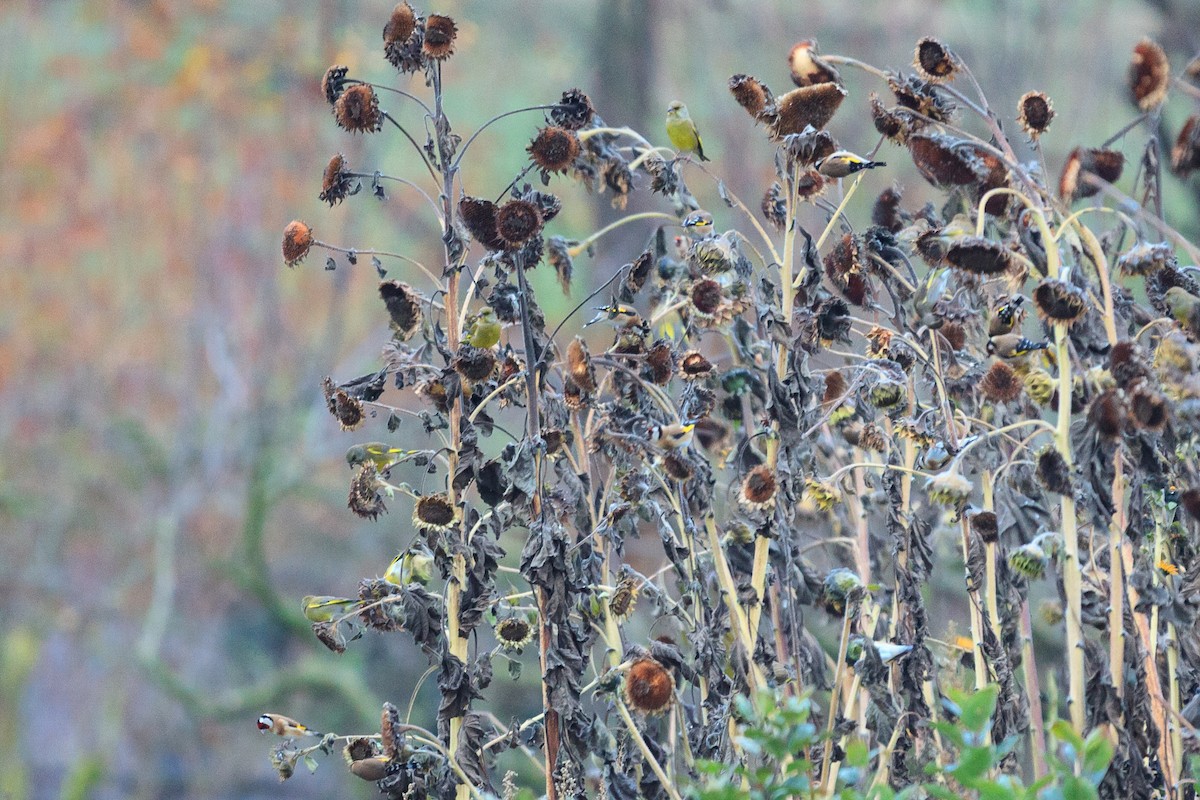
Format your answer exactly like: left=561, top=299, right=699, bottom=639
left=2, top=0, right=1198, bottom=797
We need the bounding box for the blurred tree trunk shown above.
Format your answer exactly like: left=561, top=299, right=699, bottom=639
left=587, top=0, right=664, bottom=288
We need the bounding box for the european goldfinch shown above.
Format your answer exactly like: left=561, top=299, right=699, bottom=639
left=988, top=295, right=1026, bottom=337
left=586, top=304, right=644, bottom=329
left=815, top=150, right=886, bottom=179
left=652, top=420, right=697, bottom=450
left=681, top=209, right=714, bottom=237
left=986, top=334, right=1051, bottom=359
left=257, top=713, right=322, bottom=738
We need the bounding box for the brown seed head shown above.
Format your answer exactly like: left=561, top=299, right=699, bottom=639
left=551, top=89, right=595, bottom=131
left=625, top=250, right=654, bottom=295
left=454, top=344, right=496, bottom=383
left=379, top=280, right=423, bottom=340
left=1129, top=385, right=1168, bottom=432
left=908, top=134, right=980, bottom=186
left=422, top=15, right=457, bottom=60
left=680, top=351, right=714, bottom=380
left=335, top=84, right=383, bottom=133
left=823, top=370, right=848, bottom=405
left=914, top=37, right=960, bottom=82
left=970, top=510, right=1000, bottom=544
left=332, top=389, right=365, bottom=431
left=357, top=578, right=403, bottom=629
left=348, top=733, right=380, bottom=765
left=1172, top=116, right=1200, bottom=176
left=312, top=621, right=347, bottom=654
left=1017, top=91, right=1054, bottom=139
left=762, top=183, right=787, bottom=231
left=528, top=126, right=580, bottom=173
left=321, top=65, right=350, bottom=105
left=795, top=169, right=827, bottom=202
left=1129, top=38, right=1170, bottom=111
left=459, top=197, right=505, bottom=251
left=1118, top=240, right=1174, bottom=276
left=645, top=341, right=676, bottom=386
left=767, top=83, right=847, bottom=138
left=494, top=200, right=542, bottom=248
left=872, top=186, right=905, bottom=231
left=1033, top=279, right=1087, bottom=326
left=1059, top=147, right=1124, bottom=201
left=788, top=40, right=842, bottom=87
left=740, top=465, right=778, bottom=509
left=1088, top=389, right=1127, bottom=439
left=495, top=617, right=533, bottom=650
left=1108, top=341, right=1151, bottom=389
left=282, top=220, right=314, bottom=267
left=625, top=657, right=674, bottom=714
left=889, top=72, right=956, bottom=122
left=348, top=464, right=387, bottom=520
left=567, top=337, right=596, bottom=392
left=383, top=3, right=417, bottom=45
left=940, top=322, right=967, bottom=351
left=378, top=703, right=401, bottom=761
left=946, top=237, right=1014, bottom=276
left=689, top=278, right=725, bottom=317
left=870, top=93, right=912, bottom=144
left=1036, top=447, right=1072, bottom=496
left=980, top=361, right=1023, bottom=403
left=729, top=73, right=772, bottom=119
left=320, top=153, right=354, bottom=206
left=662, top=453, right=695, bottom=482
left=414, top=493, right=458, bottom=532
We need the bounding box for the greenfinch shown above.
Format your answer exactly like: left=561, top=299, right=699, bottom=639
left=665, top=101, right=710, bottom=161
left=302, top=595, right=357, bottom=623
left=257, top=713, right=322, bottom=737
left=986, top=334, right=1050, bottom=359
left=464, top=307, right=502, bottom=349
left=1165, top=286, right=1200, bottom=337
left=815, top=150, right=886, bottom=179
left=383, top=544, right=434, bottom=586
left=346, top=442, right=407, bottom=471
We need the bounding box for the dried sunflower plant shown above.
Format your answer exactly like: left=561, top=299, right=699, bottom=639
left=268, top=7, right=1200, bottom=799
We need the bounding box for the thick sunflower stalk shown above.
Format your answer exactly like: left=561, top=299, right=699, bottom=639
left=267, top=8, right=1200, bottom=799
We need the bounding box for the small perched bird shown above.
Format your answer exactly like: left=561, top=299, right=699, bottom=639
left=987, top=334, right=1051, bottom=359
left=302, top=595, right=357, bottom=623
left=917, top=440, right=952, bottom=471
left=257, top=713, right=322, bottom=738
left=586, top=303, right=644, bottom=329
left=1165, top=286, right=1200, bottom=337
left=652, top=420, right=697, bottom=450
left=346, top=442, right=408, bottom=472
left=681, top=209, right=714, bottom=237
left=815, top=150, right=886, bottom=179
left=383, top=544, right=434, bottom=587
left=665, top=101, right=710, bottom=161
left=464, top=307, right=502, bottom=349
left=988, top=295, right=1026, bottom=337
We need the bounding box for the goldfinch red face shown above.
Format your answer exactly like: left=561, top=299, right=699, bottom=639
left=257, top=714, right=275, bottom=733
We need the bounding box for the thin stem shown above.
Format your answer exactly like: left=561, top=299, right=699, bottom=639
left=451, top=104, right=560, bottom=172
left=382, top=111, right=439, bottom=182
left=566, top=211, right=679, bottom=257
left=352, top=172, right=444, bottom=221
left=615, top=700, right=685, bottom=800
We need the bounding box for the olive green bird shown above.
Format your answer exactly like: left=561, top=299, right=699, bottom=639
left=464, top=307, right=502, bottom=349
left=383, top=544, right=434, bottom=586
left=346, top=442, right=409, bottom=471
left=1165, top=286, right=1200, bottom=338
left=665, top=101, right=710, bottom=162
left=302, top=595, right=358, bottom=623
